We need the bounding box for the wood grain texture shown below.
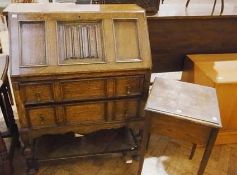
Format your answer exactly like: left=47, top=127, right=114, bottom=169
left=57, top=22, right=104, bottom=64
left=5, top=5, right=152, bottom=173
left=182, top=53, right=237, bottom=144
left=114, top=19, right=140, bottom=62
left=20, top=21, right=46, bottom=67
left=138, top=78, right=221, bottom=175
left=147, top=16, right=237, bottom=72
left=146, top=78, right=221, bottom=127
left=5, top=4, right=151, bottom=77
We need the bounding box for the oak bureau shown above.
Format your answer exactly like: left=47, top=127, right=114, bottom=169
left=4, top=3, right=152, bottom=173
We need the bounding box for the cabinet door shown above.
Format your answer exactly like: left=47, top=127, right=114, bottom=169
left=64, top=102, right=107, bottom=124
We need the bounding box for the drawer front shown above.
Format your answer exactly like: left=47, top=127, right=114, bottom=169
left=64, top=102, right=106, bottom=124
left=21, top=82, right=54, bottom=104
left=60, top=78, right=107, bottom=101
left=113, top=99, right=141, bottom=121
left=115, top=76, right=144, bottom=97
left=27, top=107, right=57, bottom=129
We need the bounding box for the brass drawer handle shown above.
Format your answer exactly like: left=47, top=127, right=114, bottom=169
left=35, top=92, right=41, bottom=102
left=124, top=109, right=128, bottom=118
left=126, top=86, right=131, bottom=95
left=39, top=114, right=45, bottom=125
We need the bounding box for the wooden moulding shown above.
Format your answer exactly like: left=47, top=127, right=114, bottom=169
left=57, top=21, right=105, bottom=65
left=113, top=19, right=141, bottom=63
left=19, top=21, right=47, bottom=67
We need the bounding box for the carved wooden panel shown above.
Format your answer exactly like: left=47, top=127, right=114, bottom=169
left=57, top=21, right=104, bottom=64
left=19, top=21, right=46, bottom=67
left=114, top=19, right=141, bottom=62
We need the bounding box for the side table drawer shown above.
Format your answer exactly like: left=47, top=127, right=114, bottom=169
left=64, top=102, right=106, bottom=124
left=27, top=107, right=57, bottom=129
left=20, top=82, right=54, bottom=104
left=60, top=78, right=107, bottom=101
left=115, top=76, right=144, bottom=97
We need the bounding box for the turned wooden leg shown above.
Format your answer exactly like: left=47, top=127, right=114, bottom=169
left=24, top=146, right=37, bottom=175
left=21, top=132, right=38, bottom=175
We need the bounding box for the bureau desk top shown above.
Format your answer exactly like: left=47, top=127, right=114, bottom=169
left=4, top=4, right=151, bottom=77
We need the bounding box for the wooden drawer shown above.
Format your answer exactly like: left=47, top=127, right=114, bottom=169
left=20, top=82, right=54, bottom=104
left=60, top=78, right=107, bottom=101
left=27, top=107, right=57, bottom=129
left=113, top=99, right=141, bottom=121
left=115, top=76, right=144, bottom=97
left=64, top=102, right=106, bottom=124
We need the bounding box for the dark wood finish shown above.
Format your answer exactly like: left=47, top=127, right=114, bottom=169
left=92, top=0, right=160, bottom=14
left=34, top=127, right=137, bottom=162
left=4, top=4, right=152, bottom=174
left=138, top=78, right=221, bottom=175
left=0, top=55, right=20, bottom=159
left=0, top=132, right=12, bottom=175
left=189, top=143, right=197, bottom=160
left=0, top=55, right=20, bottom=175
left=147, top=8, right=237, bottom=72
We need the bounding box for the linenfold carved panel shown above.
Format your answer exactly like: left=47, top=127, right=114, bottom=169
left=57, top=21, right=104, bottom=65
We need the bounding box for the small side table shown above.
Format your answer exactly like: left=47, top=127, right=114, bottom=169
left=138, top=78, right=221, bottom=175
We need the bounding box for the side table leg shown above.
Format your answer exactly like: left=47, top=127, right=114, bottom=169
left=197, top=128, right=219, bottom=175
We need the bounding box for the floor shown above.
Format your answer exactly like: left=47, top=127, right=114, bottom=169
left=7, top=133, right=237, bottom=175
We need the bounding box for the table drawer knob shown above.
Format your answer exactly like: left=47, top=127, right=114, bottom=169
left=39, top=115, right=45, bottom=125
left=124, top=109, right=128, bottom=117
left=35, top=92, right=42, bottom=102
left=126, top=86, right=131, bottom=95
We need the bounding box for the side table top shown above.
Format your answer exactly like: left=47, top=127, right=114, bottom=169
left=187, top=53, right=237, bottom=83
left=145, top=78, right=222, bottom=128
